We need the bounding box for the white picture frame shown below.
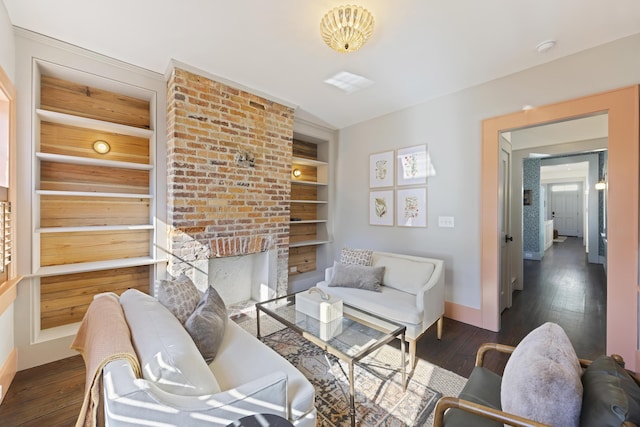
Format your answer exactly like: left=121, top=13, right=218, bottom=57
left=397, top=144, right=428, bottom=186
left=369, top=190, right=394, bottom=226
left=396, top=187, right=427, bottom=227
left=369, top=150, right=394, bottom=188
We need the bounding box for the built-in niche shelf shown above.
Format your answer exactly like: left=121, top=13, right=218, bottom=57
left=289, top=138, right=331, bottom=275
left=32, top=63, right=158, bottom=330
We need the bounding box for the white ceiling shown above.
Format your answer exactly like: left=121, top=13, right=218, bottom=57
left=4, top=0, right=640, bottom=129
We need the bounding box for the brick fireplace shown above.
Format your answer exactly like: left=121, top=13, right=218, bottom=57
left=166, top=67, right=293, bottom=302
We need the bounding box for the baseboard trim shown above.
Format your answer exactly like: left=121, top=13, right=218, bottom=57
left=0, top=348, right=17, bottom=405
left=445, top=301, right=482, bottom=328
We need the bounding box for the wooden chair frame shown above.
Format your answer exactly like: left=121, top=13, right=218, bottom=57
left=433, top=343, right=639, bottom=427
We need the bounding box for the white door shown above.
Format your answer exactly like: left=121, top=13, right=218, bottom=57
left=551, top=183, right=581, bottom=236
left=499, top=138, right=512, bottom=312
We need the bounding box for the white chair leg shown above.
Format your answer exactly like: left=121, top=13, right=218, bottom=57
left=437, top=316, right=443, bottom=340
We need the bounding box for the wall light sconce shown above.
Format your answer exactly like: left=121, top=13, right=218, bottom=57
left=292, top=169, right=302, bottom=178
left=595, top=180, right=606, bottom=191
left=93, top=140, right=111, bottom=154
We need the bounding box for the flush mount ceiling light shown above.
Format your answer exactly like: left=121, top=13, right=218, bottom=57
left=536, top=39, right=556, bottom=53
left=320, top=5, right=374, bottom=53
left=93, top=140, right=110, bottom=154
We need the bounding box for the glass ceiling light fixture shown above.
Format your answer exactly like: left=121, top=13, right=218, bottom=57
left=320, top=5, right=374, bottom=53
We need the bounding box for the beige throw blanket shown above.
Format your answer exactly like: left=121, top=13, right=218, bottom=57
left=70, top=293, right=141, bottom=427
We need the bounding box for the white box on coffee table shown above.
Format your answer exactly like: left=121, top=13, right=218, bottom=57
left=295, top=311, right=343, bottom=341
left=295, top=288, right=343, bottom=323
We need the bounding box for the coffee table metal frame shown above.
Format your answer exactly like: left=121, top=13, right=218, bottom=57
left=256, top=292, right=407, bottom=427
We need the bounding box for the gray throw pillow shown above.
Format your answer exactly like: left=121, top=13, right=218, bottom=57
left=501, top=322, right=583, bottom=427
left=185, top=287, right=228, bottom=363
left=156, top=274, right=201, bottom=324
left=328, top=263, right=385, bottom=292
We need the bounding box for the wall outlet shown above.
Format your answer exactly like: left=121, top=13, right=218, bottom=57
left=290, top=266, right=297, bottom=273
left=438, top=216, right=455, bottom=228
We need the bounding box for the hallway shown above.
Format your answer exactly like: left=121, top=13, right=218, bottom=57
left=502, top=236, right=607, bottom=359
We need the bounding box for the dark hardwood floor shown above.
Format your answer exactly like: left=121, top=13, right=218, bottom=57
left=0, top=236, right=606, bottom=426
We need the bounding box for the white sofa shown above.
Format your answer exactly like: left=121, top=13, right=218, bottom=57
left=317, top=251, right=445, bottom=368
left=102, top=289, right=316, bottom=426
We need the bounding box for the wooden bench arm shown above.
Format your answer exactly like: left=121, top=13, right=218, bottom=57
left=432, top=396, right=552, bottom=427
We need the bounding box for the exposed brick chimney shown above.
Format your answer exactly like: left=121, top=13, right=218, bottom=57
left=166, top=67, right=293, bottom=297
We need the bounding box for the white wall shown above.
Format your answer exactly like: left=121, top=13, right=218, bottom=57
left=0, top=1, right=14, bottom=81
left=333, top=33, right=640, bottom=315
left=0, top=0, right=15, bottom=385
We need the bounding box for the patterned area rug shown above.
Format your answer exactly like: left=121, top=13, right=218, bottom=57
left=235, top=313, right=466, bottom=427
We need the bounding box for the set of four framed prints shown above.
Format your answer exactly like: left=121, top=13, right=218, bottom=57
left=369, top=144, right=430, bottom=227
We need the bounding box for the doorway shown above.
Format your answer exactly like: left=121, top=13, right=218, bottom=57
left=480, top=86, right=639, bottom=370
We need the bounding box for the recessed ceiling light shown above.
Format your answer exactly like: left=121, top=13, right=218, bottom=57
left=522, top=104, right=534, bottom=111
left=324, top=71, right=374, bottom=94
left=536, top=40, right=556, bottom=53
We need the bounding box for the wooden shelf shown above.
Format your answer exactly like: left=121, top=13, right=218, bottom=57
left=290, top=200, right=328, bottom=204
left=291, top=179, right=328, bottom=186
left=37, top=225, right=154, bottom=233
left=292, top=156, right=328, bottom=167
left=289, top=239, right=330, bottom=248
left=36, top=152, right=153, bottom=170
left=37, top=109, right=154, bottom=139
left=290, top=220, right=327, bottom=224
left=32, top=257, right=167, bottom=278
left=36, top=190, right=152, bottom=199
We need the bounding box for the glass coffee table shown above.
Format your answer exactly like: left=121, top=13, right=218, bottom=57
left=256, top=292, right=407, bottom=427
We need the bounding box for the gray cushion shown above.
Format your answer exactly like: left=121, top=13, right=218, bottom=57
left=340, top=247, right=373, bottom=266
left=185, top=287, right=228, bottom=363
left=444, top=366, right=503, bottom=427
left=156, top=274, right=201, bottom=324
left=580, top=355, right=640, bottom=427
left=501, top=322, right=583, bottom=427
left=120, top=289, right=221, bottom=396
left=328, top=263, right=385, bottom=292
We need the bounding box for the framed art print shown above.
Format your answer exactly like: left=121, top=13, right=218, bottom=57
left=369, top=190, right=394, bottom=226
left=397, top=144, right=428, bottom=186
left=396, top=187, right=427, bottom=227
left=370, top=150, right=394, bottom=188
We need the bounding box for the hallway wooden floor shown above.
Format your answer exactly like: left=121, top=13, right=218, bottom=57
left=0, top=236, right=607, bottom=426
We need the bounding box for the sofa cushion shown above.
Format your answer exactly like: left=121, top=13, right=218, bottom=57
left=328, top=263, right=384, bottom=292
left=120, top=289, right=221, bottom=396
left=580, top=355, right=640, bottom=427
left=340, top=247, right=373, bottom=266
left=318, top=281, right=422, bottom=325
left=210, top=321, right=316, bottom=421
left=185, top=287, right=228, bottom=363
left=501, top=322, right=583, bottom=427
left=156, top=274, right=201, bottom=324
left=371, top=253, right=435, bottom=295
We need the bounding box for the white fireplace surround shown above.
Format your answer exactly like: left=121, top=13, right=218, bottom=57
left=193, top=249, right=278, bottom=309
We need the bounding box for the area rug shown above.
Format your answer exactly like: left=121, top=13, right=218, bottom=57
left=235, top=313, right=466, bottom=427
left=553, top=236, right=567, bottom=242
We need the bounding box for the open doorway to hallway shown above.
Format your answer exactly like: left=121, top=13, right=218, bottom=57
left=499, top=114, right=608, bottom=354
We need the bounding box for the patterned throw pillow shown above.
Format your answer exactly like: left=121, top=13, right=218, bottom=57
left=340, top=247, right=373, bottom=266
left=156, top=274, right=201, bottom=324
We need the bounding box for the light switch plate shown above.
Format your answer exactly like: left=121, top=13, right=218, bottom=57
left=438, top=216, right=455, bottom=228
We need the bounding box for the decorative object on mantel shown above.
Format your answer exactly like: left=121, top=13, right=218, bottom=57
left=235, top=151, right=255, bottom=168
left=369, top=150, right=394, bottom=188
left=369, top=190, right=394, bottom=226
left=397, top=187, right=427, bottom=227
left=320, top=5, right=375, bottom=53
